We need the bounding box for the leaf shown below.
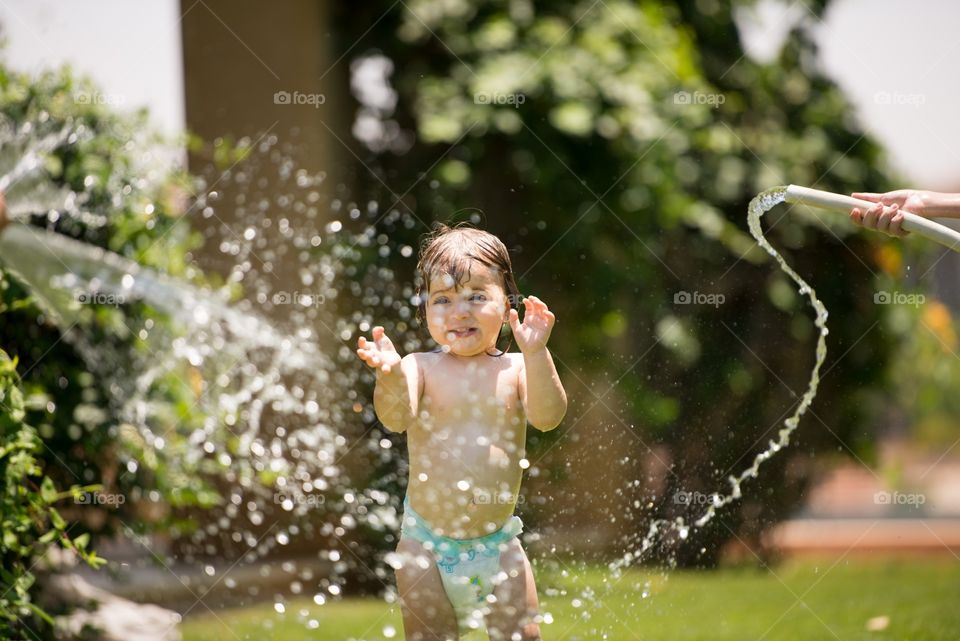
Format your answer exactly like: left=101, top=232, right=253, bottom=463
left=39, top=476, right=58, bottom=504
left=25, top=600, right=55, bottom=625
left=48, top=507, right=66, bottom=530
left=37, top=529, right=57, bottom=544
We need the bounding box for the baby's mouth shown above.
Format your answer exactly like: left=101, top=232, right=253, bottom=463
left=447, top=327, right=477, bottom=339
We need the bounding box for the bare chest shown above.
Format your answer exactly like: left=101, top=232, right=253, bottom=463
left=419, top=354, right=524, bottom=427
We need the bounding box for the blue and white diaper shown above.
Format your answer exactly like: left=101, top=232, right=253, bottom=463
left=400, top=496, right=523, bottom=629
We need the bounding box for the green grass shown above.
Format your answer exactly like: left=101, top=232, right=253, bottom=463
left=180, top=556, right=960, bottom=640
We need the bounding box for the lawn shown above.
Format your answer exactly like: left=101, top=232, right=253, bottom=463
left=179, top=556, right=960, bottom=640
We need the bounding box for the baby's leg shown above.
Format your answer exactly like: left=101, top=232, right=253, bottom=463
left=486, top=538, right=541, bottom=641
left=395, top=537, right=460, bottom=641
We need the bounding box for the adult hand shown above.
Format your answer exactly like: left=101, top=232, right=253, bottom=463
left=849, top=201, right=909, bottom=238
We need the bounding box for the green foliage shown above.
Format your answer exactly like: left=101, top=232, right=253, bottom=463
left=873, top=246, right=960, bottom=452
left=0, top=62, right=217, bottom=507
left=0, top=62, right=217, bottom=633
left=0, top=349, right=105, bottom=639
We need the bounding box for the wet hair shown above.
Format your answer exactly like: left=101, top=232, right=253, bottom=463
left=416, top=223, right=521, bottom=355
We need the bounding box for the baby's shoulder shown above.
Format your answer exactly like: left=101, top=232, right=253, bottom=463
left=497, top=352, right=526, bottom=382
left=507, top=352, right=525, bottom=368
left=403, top=350, right=438, bottom=376
left=503, top=351, right=525, bottom=367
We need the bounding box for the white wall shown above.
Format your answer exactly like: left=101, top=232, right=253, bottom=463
left=0, top=0, right=185, bottom=137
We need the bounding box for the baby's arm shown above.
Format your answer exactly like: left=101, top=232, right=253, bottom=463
left=511, top=296, right=567, bottom=431
left=356, top=326, right=421, bottom=433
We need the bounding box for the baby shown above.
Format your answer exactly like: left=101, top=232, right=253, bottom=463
left=356, top=225, right=567, bottom=640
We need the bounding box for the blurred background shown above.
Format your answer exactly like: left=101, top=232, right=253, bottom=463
left=1, top=0, right=959, bottom=639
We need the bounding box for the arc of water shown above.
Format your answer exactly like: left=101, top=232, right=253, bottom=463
left=611, top=187, right=828, bottom=574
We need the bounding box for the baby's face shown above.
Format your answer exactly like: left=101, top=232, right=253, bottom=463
left=425, top=263, right=509, bottom=357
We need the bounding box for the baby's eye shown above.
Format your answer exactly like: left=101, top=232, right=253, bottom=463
left=469, top=293, right=487, bottom=302
left=433, top=296, right=450, bottom=305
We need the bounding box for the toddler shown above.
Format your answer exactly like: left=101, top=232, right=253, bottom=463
left=356, top=225, right=566, bottom=640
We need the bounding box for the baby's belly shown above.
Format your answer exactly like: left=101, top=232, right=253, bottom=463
left=406, top=424, right=525, bottom=539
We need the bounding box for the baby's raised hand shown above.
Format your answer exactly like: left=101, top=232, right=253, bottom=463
left=509, top=295, right=556, bottom=354
left=356, top=326, right=402, bottom=375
